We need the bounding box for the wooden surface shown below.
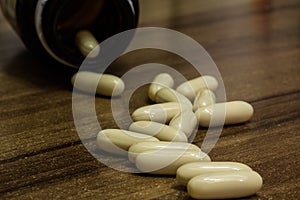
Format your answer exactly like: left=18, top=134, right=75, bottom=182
left=1, top=0, right=300, bottom=199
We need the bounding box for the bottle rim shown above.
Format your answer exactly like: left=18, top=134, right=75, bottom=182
left=35, top=0, right=139, bottom=67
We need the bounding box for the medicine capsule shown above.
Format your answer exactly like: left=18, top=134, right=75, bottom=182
left=176, top=76, right=218, bottom=101
left=71, top=71, right=125, bottom=97
left=187, top=171, right=263, bottom=199
left=195, top=101, right=254, bottom=127
left=155, top=87, right=193, bottom=109
left=97, top=129, right=159, bottom=155
left=75, top=30, right=100, bottom=58
left=128, top=141, right=201, bottom=163
left=148, top=73, right=174, bottom=101
left=129, top=121, right=187, bottom=142
left=169, top=110, right=198, bottom=137
left=135, top=149, right=211, bottom=175
left=193, top=89, right=216, bottom=111
left=131, top=102, right=186, bottom=124
left=176, top=162, right=253, bottom=186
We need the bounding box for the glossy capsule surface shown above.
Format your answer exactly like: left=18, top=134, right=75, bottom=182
left=129, top=121, right=187, bottom=142
left=75, top=30, right=100, bottom=58
left=135, top=149, right=211, bottom=175
left=131, top=102, right=184, bottom=124
left=169, top=110, right=198, bottom=137
left=71, top=71, right=125, bottom=96
left=176, top=162, right=253, bottom=186
left=195, top=101, right=254, bottom=127
left=148, top=73, right=174, bottom=101
left=193, top=89, right=216, bottom=111
left=97, top=129, right=159, bottom=155
left=176, top=76, right=218, bottom=101
left=187, top=171, right=263, bottom=199
left=155, top=87, right=193, bottom=109
left=128, top=141, right=201, bottom=162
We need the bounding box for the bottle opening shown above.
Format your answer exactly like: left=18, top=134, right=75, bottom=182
left=38, top=0, right=138, bottom=67
left=56, top=0, right=105, bottom=60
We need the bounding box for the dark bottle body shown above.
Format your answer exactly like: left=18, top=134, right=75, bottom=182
left=0, top=0, right=139, bottom=67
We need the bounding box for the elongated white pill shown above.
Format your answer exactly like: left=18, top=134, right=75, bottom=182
left=135, top=150, right=211, bottom=175
left=97, top=129, right=159, bottom=155
left=71, top=71, right=125, bottom=97
left=176, top=76, right=218, bottom=101
left=169, top=110, right=198, bottom=137
left=193, top=89, right=216, bottom=111
left=176, top=162, right=253, bottom=186
left=131, top=102, right=186, bottom=124
left=195, top=101, right=254, bottom=127
left=129, top=121, right=187, bottom=142
left=188, top=171, right=263, bottom=199
left=155, top=87, right=193, bottom=109
left=128, top=141, right=201, bottom=163
left=149, top=73, right=174, bottom=101
left=75, top=30, right=100, bottom=58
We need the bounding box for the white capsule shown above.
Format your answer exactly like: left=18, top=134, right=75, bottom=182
left=195, top=101, right=254, bottom=127
left=148, top=73, right=174, bottom=101
left=187, top=171, right=263, bottom=199
left=131, top=102, right=186, bottom=124
left=96, top=129, right=159, bottom=155
left=129, top=121, right=187, bottom=142
left=169, top=110, right=198, bottom=137
left=176, top=76, right=218, bottom=101
left=135, top=149, right=211, bottom=175
left=155, top=87, right=193, bottom=109
left=176, top=162, right=253, bottom=186
left=75, top=30, right=100, bottom=58
left=193, top=89, right=216, bottom=111
left=71, top=71, right=125, bottom=97
left=128, top=141, right=201, bottom=163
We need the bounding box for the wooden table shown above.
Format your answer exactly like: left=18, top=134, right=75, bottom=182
left=1, top=0, right=299, bottom=199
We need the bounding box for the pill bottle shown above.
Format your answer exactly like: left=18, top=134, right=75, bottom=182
left=0, top=0, right=139, bottom=67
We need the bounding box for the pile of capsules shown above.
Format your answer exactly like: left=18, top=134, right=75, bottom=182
left=72, top=30, right=263, bottom=199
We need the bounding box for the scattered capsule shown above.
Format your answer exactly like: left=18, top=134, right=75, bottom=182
left=131, top=102, right=187, bottom=124
left=169, top=110, right=198, bottom=137
left=195, top=101, right=254, bottom=127
left=155, top=87, right=193, bottom=109
left=135, top=149, right=211, bottom=175
left=75, top=30, right=100, bottom=58
left=176, top=162, right=253, bottom=186
left=128, top=141, right=201, bottom=163
left=176, top=76, right=218, bottom=101
left=148, top=73, right=174, bottom=101
left=187, top=171, right=263, bottom=199
left=193, top=89, right=216, bottom=111
left=129, top=121, right=187, bottom=142
left=71, top=71, right=125, bottom=97
left=96, top=129, right=159, bottom=155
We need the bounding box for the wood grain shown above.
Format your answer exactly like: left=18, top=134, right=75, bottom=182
left=1, top=0, right=299, bottom=199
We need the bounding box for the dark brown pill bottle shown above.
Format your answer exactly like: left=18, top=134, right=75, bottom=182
left=0, top=0, right=139, bottom=67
